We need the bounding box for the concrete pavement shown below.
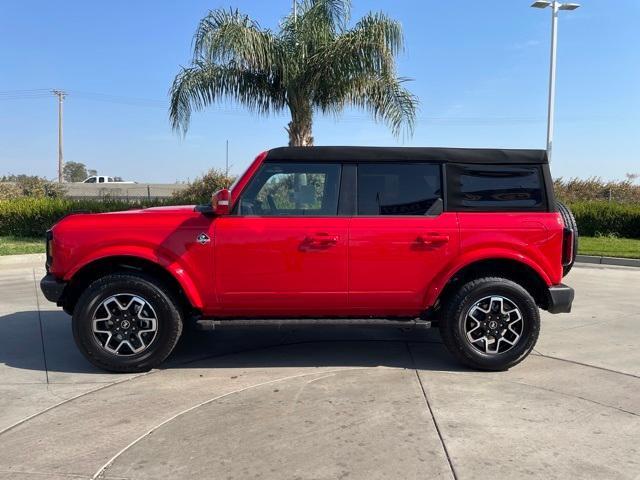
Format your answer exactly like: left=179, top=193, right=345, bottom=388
left=0, top=257, right=638, bottom=479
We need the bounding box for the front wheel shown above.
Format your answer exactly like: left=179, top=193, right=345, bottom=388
left=72, top=273, right=183, bottom=373
left=439, top=277, right=540, bottom=371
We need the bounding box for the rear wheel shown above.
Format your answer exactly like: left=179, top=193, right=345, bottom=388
left=72, top=273, right=183, bottom=373
left=439, top=277, right=540, bottom=371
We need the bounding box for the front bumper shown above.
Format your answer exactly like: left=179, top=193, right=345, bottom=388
left=546, top=284, right=574, bottom=314
left=40, top=274, right=67, bottom=304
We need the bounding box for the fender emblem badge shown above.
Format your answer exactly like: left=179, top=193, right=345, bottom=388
left=197, top=233, right=210, bottom=245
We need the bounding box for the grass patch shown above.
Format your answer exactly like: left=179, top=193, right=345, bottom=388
left=0, top=236, right=44, bottom=256
left=579, top=236, right=640, bottom=259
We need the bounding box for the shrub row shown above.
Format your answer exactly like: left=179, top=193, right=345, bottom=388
left=1, top=197, right=639, bottom=239
left=554, top=177, right=640, bottom=204
left=0, top=198, right=166, bottom=238
left=570, top=201, right=640, bottom=239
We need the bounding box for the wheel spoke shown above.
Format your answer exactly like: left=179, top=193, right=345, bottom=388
left=91, top=293, right=158, bottom=357
left=463, top=294, right=524, bottom=355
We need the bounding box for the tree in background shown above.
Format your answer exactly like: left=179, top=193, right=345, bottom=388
left=171, top=168, right=235, bottom=205
left=63, top=162, right=90, bottom=182
left=170, top=0, right=417, bottom=146
left=0, top=175, right=65, bottom=199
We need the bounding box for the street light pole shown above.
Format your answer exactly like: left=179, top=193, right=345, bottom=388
left=52, top=90, right=66, bottom=182
left=531, top=1, right=580, bottom=163
left=546, top=1, right=559, bottom=163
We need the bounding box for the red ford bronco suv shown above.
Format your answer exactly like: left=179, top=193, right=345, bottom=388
left=41, top=147, right=576, bottom=373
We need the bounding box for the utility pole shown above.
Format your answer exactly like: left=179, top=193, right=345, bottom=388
left=52, top=90, right=66, bottom=182
left=531, top=1, right=580, bottom=163
left=293, top=0, right=297, bottom=24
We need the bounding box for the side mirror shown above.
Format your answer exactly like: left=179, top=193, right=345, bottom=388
left=211, top=188, right=231, bottom=215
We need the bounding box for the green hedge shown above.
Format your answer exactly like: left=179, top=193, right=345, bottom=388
left=0, top=198, right=166, bottom=238
left=1, top=197, right=639, bottom=240
left=570, top=201, right=640, bottom=239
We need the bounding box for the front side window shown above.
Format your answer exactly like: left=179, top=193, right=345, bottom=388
left=237, top=162, right=341, bottom=216
left=447, top=164, right=545, bottom=211
left=85, top=177, right=96, bottom=183
left=357, top=163, right=442, bottom=215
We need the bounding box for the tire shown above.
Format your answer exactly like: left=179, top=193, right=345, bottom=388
left=439, top=277, right=540, bottom=371
left=556, top=201, right=579, bottom=276
left=72, top=272, right=183, bottom=373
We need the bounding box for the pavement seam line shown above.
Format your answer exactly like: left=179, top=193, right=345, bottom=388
left=483, top=376, right=640, bottom=417
left=531, top=351, right=640, bottom=379
left=31, top=268, right=49, bottom=385
left=91, top=367, right=369, bottom=480
left=0, top=372, right=152, bottom=437
left=406, top=342, right=458, bottom=480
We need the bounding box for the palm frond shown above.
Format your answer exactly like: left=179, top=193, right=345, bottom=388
left=306, top=12, right=403, bottom=87
left=169, top=62, right=286, bottom=134
left=344, top=75, right=418, bottom=138
left=193, top=8, right=285, bottom=74
left=280, top=0, right=351, bottom=60
left=298, top=0, right=351, bottom=33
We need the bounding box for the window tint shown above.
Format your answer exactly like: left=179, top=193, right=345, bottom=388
left=238, top=163, right=341, bottom=216
left=447, top=164, right=545, bottom=211
left=98, top=177, right=105, bottom=183
left=85, top=177, right=96, bottom=183
left=357, top=163, right=441, bottom=215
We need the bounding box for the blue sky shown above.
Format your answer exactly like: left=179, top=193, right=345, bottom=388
left=1, top=0, right=638, bottom=182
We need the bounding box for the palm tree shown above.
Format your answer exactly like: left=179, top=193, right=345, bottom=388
left=169, top=0, right=418, bottom=146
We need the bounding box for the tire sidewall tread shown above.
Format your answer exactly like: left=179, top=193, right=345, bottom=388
left=439, top=277, right=540, bottom=371
left=72, top=272, right=183, bottom=373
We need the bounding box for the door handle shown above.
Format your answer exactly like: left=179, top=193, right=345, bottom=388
left=304, top=233, right=339, bottom=247
left=416, top=233, right=449, bottom=245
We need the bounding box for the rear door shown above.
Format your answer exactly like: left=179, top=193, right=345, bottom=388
left=349, top=162, right=459, bottom=316
left=214, top=161, right=349, bottom=316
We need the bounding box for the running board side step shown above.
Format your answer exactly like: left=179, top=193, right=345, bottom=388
left=194, top=318, right=432, bottom=331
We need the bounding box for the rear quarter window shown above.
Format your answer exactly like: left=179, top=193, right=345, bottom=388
left=447, top=164, right=546, bottom=211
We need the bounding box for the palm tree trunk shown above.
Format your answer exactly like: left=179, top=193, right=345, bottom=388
left=287, top=102, right=314, bottom=147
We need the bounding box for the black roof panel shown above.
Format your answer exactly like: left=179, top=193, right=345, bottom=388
left=266, top=146, right=548, bottom=164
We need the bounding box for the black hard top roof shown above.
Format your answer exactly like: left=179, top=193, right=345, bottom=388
left=266, top=146, right=548, bottom=164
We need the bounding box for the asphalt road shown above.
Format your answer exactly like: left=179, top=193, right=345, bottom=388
left=0, top=254, right=638, bottom=479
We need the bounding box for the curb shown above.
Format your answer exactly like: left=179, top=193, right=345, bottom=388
left=0, top=253, right=45, bottom=267
left=576, top=255, right=640, bottom=268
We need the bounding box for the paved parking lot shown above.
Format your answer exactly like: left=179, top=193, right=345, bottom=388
left=0, top=255, right=638, bottom=479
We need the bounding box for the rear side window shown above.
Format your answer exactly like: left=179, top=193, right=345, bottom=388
left=447, top=164, right=545, bottom=211
left=357, top=163, right=442, bottom=215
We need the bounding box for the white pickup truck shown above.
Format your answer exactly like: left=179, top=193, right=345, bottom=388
left=82, top=176, right=134, bottom=184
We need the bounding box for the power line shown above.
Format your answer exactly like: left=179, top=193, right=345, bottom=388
left=0, top=88, right=622, bottom=126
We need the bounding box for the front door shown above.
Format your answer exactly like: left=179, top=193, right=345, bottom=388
left=215, top=162, right=348, bottom=316
left=349, top=162, right=459, bottom=316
